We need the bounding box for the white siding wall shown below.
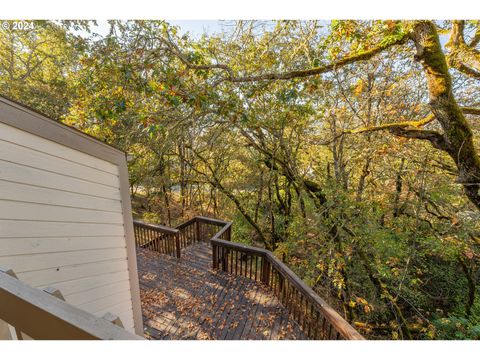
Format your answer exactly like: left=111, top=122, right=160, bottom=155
left=0, top=122, right=136, bottom=333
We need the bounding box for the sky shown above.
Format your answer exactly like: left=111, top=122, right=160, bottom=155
left=76, top=20, right=450, bottom=51
left=169, top=20, right=226, bottom=38
left=83, top=20, right=226, bottom=39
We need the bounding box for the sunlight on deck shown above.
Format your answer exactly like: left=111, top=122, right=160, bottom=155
left=136, top=242, right=306, bottom=340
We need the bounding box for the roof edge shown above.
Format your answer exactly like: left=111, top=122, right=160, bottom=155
left=0, top=94, right=125, bottom=156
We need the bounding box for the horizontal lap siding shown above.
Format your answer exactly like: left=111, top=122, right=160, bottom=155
left=0, top=248, right=128, bottom=273
left=0, top=220, right=125, bottom=238
left=0, top=180, right=122, bottom=212
left=0, top=139, right=119, bottom=187
left=0, top=200, right=123, bottom=224
left=0, top=120, right=119, bottom=175
left=0, top=121, right=135, bottom=334
left=0, top=236, right=126, bottom=256
left=0, top=159, right=121, bottom=200
left=19, top=259, right=130, bottom=287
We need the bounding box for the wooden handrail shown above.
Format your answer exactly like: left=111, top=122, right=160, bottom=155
left=210, top=222, right=232, bottom=241
left=193, top=216, right=230, bottom=227
left=133, top=220, right=181, bottom=258
left=211, top=238, right=364, bottom=340
left=175, top=217, right=197, bottom=230
left=133, top=216, right=232, bottom=259
left=133, top=220, right=179, bottom=234
left=0, top=269, right=143, bottom=340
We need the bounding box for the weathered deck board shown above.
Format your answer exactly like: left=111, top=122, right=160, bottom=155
left=137, top=242, right=307, bottom=340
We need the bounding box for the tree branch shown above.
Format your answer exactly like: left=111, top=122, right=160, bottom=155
left=446, top=20, right=480, bottom=80
left=344, top=114, right=436, bottom=134
left=389, top=128, right=448, bottom=150
left=343, top=111, right=449, bottom=150
left=469, top=21, right=480, bottom=47
left=162, top=35, right=235, bottom=79
left=344, top=108, right=479, bottom=138
left=454, top=62, right=480, bottom=81
left=461, top=106, right=480, bottom=116
left=164, top=31, right=409, bottom=83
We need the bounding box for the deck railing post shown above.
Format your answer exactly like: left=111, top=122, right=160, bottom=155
left=212, top=243, right=218, bottom=269
left=195, top=219, right=201, bottom=242
left=175, top=233, right=181, bottom=259
left=221, top=248, right=228, bottom=271
left=261, top=256, right=270, bottom=285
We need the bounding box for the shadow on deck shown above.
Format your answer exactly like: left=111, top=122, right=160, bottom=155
left=136, top=242, right=307, bottom=340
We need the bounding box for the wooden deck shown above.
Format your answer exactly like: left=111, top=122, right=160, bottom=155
left=136, top=242, right=307, bottom=340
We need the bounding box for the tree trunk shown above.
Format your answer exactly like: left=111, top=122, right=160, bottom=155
left=411, top=21, right=480, bottom=210
left=356, top=158, right=371, bottom=202
left=393, top=158, right=405, bottom=217
left=459, top=257, right=476, bottom=318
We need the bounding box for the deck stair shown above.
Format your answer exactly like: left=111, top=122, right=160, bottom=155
left=134, top=217, right=364, bottom=340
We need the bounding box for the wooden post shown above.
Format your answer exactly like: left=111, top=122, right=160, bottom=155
left=221, top=248, right=228, bottom=271
left=195, top=220, right=201, bottom=242
left=212, top=244, right=218, bottom=269
left=278, top=276, right=285, bottom=302
left=175, top=233, right=181, bottom=259
left=261, top=256, right=270, bottom=285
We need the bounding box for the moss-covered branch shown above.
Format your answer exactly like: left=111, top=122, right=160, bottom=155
left=345, top=114, right=436, bottom=134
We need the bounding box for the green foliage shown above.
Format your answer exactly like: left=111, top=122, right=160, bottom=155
left=431, top=316, right=480, bottom=340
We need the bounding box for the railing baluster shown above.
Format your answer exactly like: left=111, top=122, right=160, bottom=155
left=307, top=302, right=314, bottom=338
left=301, top=294, right=306, bottom=332
left=150, top=229, right=154, bottom=251
left=235, top=251, right=239, bottom=275
left=143, top=227, right=147, bottom=248
left=163, top=233, right=167, bottom=254
left=153, top=229, right=157, bottom=252
left=160, top=232, right=163, bottom=253
left=313, top=310, right=319, bottom=339
left=166, top=233, right=170, bottom=254
left=249, top=255, right=253, bottom=279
